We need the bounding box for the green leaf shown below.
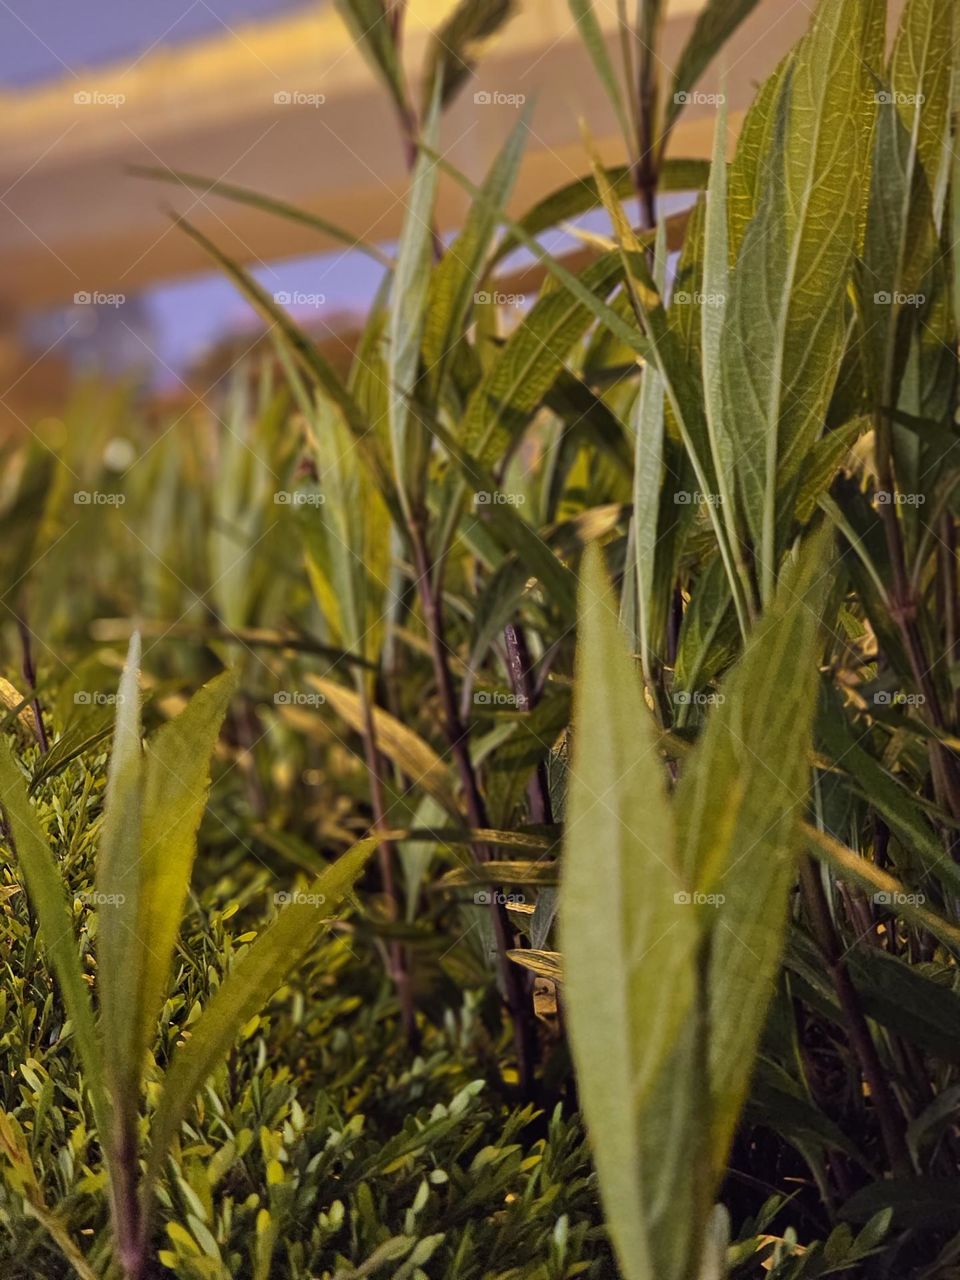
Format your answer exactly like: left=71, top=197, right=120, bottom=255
left=665, top=0, right=763, bottom=134
left=721, top=0, right=877, bottom=601
left=566, top=0, right=633, bottom=148
left=306, top=676, right=461, bottom=820
left=422, top=110, right=528, bottom=396
left=95, top=634, right=146, bottom=1114
left=129, top=668, right=236, bottom=1092
left=674, top=526, right=831, bottom=1172
left=0, top=742, right=106, bottom=1134
left=129, top=166, right=391, bottom=266
left=561, top=544, right=704, bottom=1280
left=423, top=0, right=517, bottom=106
left=145, top=837, right=377, bottom=1207
left=171, top=213, right=398, bottom=520
left=388, top=87, right=441, bottom=521
left=334, top=0, right=408, bottom=116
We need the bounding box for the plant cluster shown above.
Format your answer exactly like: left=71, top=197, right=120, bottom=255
left=1, top=0, right=960, bottom=1276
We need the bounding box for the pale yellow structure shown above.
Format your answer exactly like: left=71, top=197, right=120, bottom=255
left=0, top=0, right=812, bottom=316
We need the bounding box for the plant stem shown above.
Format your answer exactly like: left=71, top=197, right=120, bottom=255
left=408, top=517, right=537, bottom=1097
left=503, top=623, right=553, bottom=824
left=799, top=854, right=912, bottom=1177
left=17, top=614, right=48, bottom=753
left=358, top=679, right=420, bottom=1050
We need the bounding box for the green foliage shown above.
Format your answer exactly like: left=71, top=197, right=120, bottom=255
left=5, top=0, right=960, bottom=1275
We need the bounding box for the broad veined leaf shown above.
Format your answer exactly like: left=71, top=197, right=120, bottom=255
left=144, top=837, right=377, bottom=1206
left=587, top=148, right=747, bottom=632
left=858, top=0, right=951, bottom=404
left=561, top=544, right=704, bottom=1280
left=674, top=526, right=831, bottom=1173
left=726, top=52, right=791, bottom=258
left=721, top=0, right=877, bottom=601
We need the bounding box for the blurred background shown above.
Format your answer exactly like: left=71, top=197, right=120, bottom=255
left=0, top=0, right=807, bottom=432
